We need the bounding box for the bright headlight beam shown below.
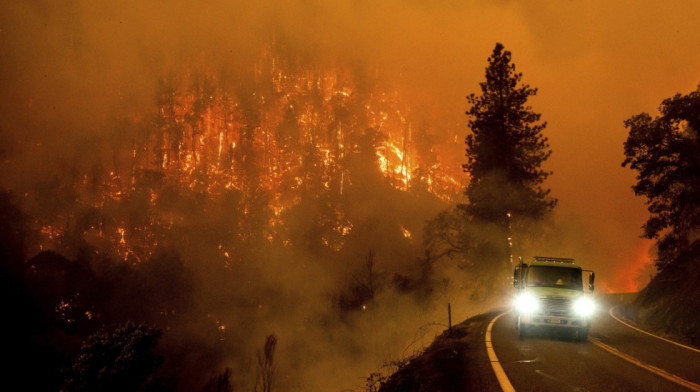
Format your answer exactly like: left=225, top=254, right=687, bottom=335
left=515, top=293, right=540, bottom=314
left=574, top=297, right=596, bottom=317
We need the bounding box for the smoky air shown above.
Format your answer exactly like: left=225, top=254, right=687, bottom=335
left=1, top=1, right=698, bottom=391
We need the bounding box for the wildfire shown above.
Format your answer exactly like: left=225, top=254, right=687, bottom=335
left=30, top=44, right=464, bottom=262
left=375, top=141, right=416, bottom=189
left=206, top=314, right=227, bottom=341
left=334, top=221, right=353, bottom=236
left=40, top=225, right=60, bottom=240
left=400, top=225, right=413, bottom=240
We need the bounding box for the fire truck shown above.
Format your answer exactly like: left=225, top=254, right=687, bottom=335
left=513, top=256, right=596, bottom=341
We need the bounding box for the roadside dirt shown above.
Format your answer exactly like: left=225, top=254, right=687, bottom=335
left=379, top=311, right=503, bottom=392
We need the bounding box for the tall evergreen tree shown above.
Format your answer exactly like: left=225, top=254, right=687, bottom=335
left=464, top=43, right=555, bottom=225
left=462, top=43, right=555, bottom=276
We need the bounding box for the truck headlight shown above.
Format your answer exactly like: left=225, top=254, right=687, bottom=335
left=573, top=297, right=595, bottom=317
left=515, top=293, right=540, bottom=314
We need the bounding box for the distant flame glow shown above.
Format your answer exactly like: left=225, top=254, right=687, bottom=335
left=29, top=45, right=464, bottom=263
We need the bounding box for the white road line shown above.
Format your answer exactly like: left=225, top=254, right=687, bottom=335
left=591, top=337, right=700, bottom=392
left=609, top=306, right=700, bottom=354
left=486, top=312, right=516, bottom=392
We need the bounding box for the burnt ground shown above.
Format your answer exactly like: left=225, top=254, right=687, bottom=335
left=379, top=311, right=502, bottom=392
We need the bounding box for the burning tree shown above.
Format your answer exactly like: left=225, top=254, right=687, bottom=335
left=26, top=42, right=464, bottom=265
left=8, top=41, right=469, bottom=390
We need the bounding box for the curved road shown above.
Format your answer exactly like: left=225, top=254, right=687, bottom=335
left=487, top=294, right=700, bottom=392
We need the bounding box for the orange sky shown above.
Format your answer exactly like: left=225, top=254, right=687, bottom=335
left=2, top=0, right=699, bottom=291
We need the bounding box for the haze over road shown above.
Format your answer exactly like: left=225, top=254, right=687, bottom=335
left=485, top=294, right=700, bottom=392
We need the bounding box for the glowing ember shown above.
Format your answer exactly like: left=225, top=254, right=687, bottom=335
left=400, top=225, right=413, bottom=240
left=118, top=228, right=126, bottom=245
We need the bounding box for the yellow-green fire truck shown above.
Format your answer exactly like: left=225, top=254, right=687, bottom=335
left=513, top=256, right=596, bottom=341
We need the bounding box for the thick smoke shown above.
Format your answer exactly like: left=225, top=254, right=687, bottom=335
left=3, top=1, right=699, bottom=291
left=2, top=1, right=700, bottom=390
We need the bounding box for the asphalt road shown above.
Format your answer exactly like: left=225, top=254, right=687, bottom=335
left=488, top=294, right=700, bottom=392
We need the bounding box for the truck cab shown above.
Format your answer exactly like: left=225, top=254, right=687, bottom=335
left=513, top=256, right=595, bottom=341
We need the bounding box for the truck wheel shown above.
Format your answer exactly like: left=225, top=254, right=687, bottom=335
left=577, top=327, right=589, bottom=341
left=517, top=318, right=527, bottom=339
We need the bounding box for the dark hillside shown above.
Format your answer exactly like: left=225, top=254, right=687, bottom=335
left=621, top=245, right=700, bottom=347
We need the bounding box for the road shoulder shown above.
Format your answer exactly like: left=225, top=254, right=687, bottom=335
left=380, top=311, right=503, bottom=392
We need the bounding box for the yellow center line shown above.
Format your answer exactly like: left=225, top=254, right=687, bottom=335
left=590, top=337, right=700, bottom=392
left=486, top=312, right=516, bottom=392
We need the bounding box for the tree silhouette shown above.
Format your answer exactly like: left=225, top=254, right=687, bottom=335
left=253, top=334, right=277, bottom=392
left=623, top=85, right=700, bottom=269
left=463, top=43, right=555, bottom=275
left=622, top=85, right=700, bottom=344
left=62, top=322, right=163, bottom=392
left=202, top=368, right=234, bottom=392
left=464, top=43, right=555, bottom=224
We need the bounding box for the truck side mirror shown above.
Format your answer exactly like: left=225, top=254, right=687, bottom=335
left=514, top=263, right=527, bottom=288
left=589, top=272, right=595, bottom=292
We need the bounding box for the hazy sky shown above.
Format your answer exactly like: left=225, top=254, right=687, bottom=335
left=2, top=0, right=699, bottom=291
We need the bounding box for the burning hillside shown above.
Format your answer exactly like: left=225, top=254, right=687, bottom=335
left=27, top=44, right=464, bottom=264
left=0, top=40, right=472, bottom=390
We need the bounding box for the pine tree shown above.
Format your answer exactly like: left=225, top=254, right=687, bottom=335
left=463, top=43, right=555, bottom=273
left=464, top=43, right=555, bottom=227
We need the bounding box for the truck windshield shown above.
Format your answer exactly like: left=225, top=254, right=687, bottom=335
left=527, top=266, right=582, bottom=290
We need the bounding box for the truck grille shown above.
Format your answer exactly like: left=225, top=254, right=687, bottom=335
left=542, top=297, right=571, bottom=316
